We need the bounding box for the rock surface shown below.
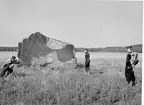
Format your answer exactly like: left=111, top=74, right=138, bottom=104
left=18, top=32, right=77, bottom=69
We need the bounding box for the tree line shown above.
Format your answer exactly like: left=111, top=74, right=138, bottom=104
left=0, top=44, right=142, bottom=53
left=75, top=44, right=142, bottom=53
left=0, top=47, right=18, bottom=51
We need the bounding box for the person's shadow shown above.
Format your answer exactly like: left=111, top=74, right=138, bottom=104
left=76, top=63, right=84, bottom=69
left=76, top=63, right=95, bottom=74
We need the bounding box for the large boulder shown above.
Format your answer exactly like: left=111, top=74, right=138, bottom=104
left=17, top=32, right=77, bottom=69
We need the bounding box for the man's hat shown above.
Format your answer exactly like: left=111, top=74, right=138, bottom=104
left=84, top=49, right=89, bottom=51
left=127, top=46, right=132, bottom=49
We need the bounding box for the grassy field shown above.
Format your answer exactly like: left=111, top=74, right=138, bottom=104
left=0, top=52, right=142, bottom=105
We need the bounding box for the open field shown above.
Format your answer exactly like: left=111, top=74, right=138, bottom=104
left=0, top=52, right=142, bottom=105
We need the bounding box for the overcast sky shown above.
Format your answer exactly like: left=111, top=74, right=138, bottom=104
left=0, top=0, right=142, bottom=47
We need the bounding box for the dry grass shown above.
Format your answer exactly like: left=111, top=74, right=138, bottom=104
left=0, top=58, right=142, bottom=105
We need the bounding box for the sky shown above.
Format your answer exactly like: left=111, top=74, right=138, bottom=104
left=0, top=0, right=142, bottom=48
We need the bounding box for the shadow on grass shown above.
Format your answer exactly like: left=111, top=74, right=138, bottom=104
left=76, top=63, right=85, bottom=69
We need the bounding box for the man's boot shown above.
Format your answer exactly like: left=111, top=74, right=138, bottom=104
left=132, top=82, right=136, bottom=87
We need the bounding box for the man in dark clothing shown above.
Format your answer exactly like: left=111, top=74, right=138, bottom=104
left=84, top=49, right=90, bottom=74
left=125, top=46, right=139, bottom=86
left=0, top=56, right=20, bottom=78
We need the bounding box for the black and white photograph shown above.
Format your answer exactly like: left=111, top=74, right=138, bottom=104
left=0, top=0, right=143, bottom=105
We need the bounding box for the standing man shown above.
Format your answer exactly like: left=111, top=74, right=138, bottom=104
left=84, top=49, right=90, bottom=74
left=125, top=46, right=139, bottom=86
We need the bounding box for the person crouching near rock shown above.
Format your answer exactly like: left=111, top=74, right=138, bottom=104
left=84, top=49, right=91, bottom=74
left=125, top=46, right=139, bottom=87
left=0, top=56, right=20, bottom=79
